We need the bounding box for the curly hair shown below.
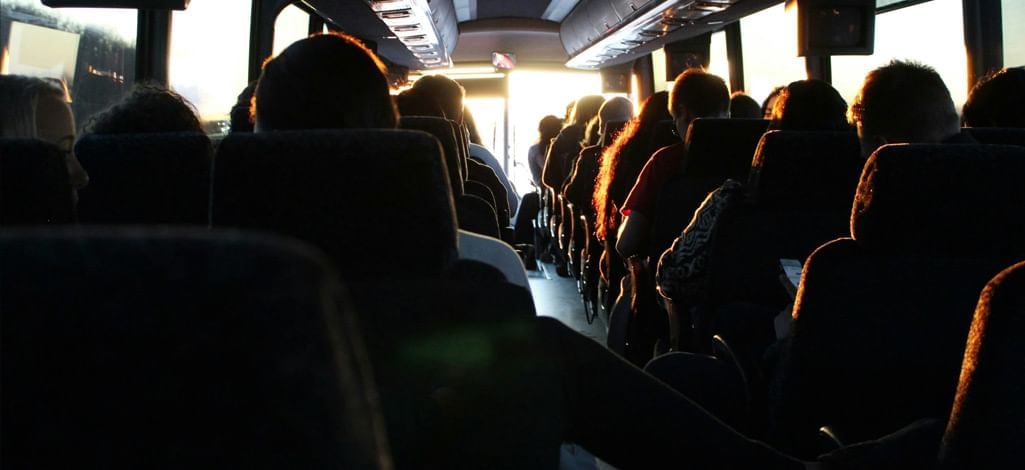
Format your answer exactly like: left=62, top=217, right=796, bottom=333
left=593, top=91, right=671, bottom=239
left=84, top=83, right=203, bottom=135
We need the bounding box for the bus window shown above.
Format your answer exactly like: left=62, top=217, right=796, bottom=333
left=740, top=2, right=807, bottom=105
left=169, top=0, right=251, bottom=129
left=708, top=30, right=731, bottom=92
left=831, top=0, right=968, bottom=111
left=273, top=4, right=311, bottom=57
left=1, top=0, right=136, bottom=130
left=1003, top=0, right=1025, bottom=66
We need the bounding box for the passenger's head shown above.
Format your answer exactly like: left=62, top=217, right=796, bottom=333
left=668, top=69, right=729, bottom=138
left=537, top=115, right=563, bottom=144
left=411, top=74, right=465, bottom=124
left=254, top=33, right=398, bottom=131
left=395, top=87, right=446, bottom=118
left=570, top=95, right=606, bottom=127
left=767, top=79, right=850, bottom=132
left=961, top=67, right=1025, bottom=128
left=84, top=84, right=203, bottom=135
left=729, top=92, right=762, bottom=119
left=849, top=60, right=960, bottom=157
left=230, top=80, right=258, bottom=133
left=0, top=75, right=88, bottom=190
left=761, top=86, right=786, bottom=119
left=589, top=96, right=634, bottom=144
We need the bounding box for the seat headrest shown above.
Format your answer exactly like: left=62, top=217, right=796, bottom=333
left=0, top=229, right=388, bottom=469
left=851, top=144, right=1025, bottom=258
left=73, top=132, right=212, bottom=225
left=0, top=138, right=76, bottom=225
left=961, top=127, right=1025, bottom=147
left=400, top=116, right=464, bottom=194
left=941, top=260, right=1025, bottom=469
left=747, top=130, right=863, bottom=212
left=211, top=129, right=458, bottom=280
left=683, top=118, right=768, bottom=177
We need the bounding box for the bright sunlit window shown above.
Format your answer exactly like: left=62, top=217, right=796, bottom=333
left=273, top=4, right=310, bottom=56
left=1002, top=0, right=1025, bottom=67
left=831, top=0, right=968, bottom=112
left=169, top=0, right=251, bottom=124
left=708, top=30, right=731, bottom=92
left=740, top=2, right=808, bottom=105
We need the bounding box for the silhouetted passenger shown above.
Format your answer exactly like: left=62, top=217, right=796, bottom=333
left=767, top=79, right=850, bottom=132
left=529, top=115, right=564, bottom=187
left=565, top=97, right=634, bottom=220
left=395, top=87, right=447, bottom=118
left=848, top=59, right=963, bottom=157
left=411, top=74, right=466, bottom=124
left=617, top=69, right=729, bottom=259
left=542, top=95, right=605, bottom=191
left=0, top=75, right=89, bottom=192
left=762, top=86, right=786, bottom=119
left=83, top=84, right=203, bottom=135
left=229, top=80, right=258, bottom=133
left=961, top=66, right=1025, bottom=128
left=730, top=92, right=762, bottom=119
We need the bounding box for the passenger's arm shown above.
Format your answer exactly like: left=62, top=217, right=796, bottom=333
left=615, top=211, right=650, bottom=259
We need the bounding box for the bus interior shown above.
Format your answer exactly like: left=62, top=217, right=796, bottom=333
left=2, top=0, right=1024, bottom=468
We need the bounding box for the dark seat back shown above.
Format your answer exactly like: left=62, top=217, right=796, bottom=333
left=700, top=131, right=863, bottom=309
left=211, top=129, right=458, bottom=280
left=771, top=144, right=1025, bottom=457
left=400, top=116, right=463, bottom=195
left=74, top=132, right=212, bottom=225
left=650, top=118, right=769, bottom=257
left=939, top=261, right=1025, bottom=469
left=0, top=138, right=75, bottom=225
left=961, top=127, right=1025, bottom=146
left=0, top=229, right=388, bottom=469
left=653, top=120, right=679, bottom=150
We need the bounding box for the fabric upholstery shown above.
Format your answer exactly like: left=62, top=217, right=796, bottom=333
left=851, top=144, right=1025, bottom=259
left=940, top=260, right=1025, bottom=469
left=456, top=194, right=501, bottom=238
left=400, top=116, right=464, bottom=195
left=211, top=129, right=458, bottom=280
left=747, top=130, right=863, bottom=212
left=650, top=118, right=769, bottom=257
left=0, top=138, right=75, bottom=225
left=961, top=127, right=1025, bottom=147
left=74, top=132, right=212, bottom=225
left=771, top=239, right=1018, bottom=457
left=0, top=229, right=388, bottom=469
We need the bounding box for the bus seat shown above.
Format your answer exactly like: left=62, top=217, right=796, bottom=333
left=939, top=260, right=1025, bottom=469
left=467, top=158, right=511, bottom=222
left=649, top=118, right=769, bottom=259
left=698, top=131, right=864, bottom=311
left=653, top=119, right=679, bottom=150
left=0, top=229, right=388, bottom=469
left=770, top=143, right=1025, bottom=457
left=456, top=193, right=502, bottom=238
left=961, top=127, right=1025, bottom=146
left=399, top=116, right=464, bottom=195
left=465, top=179, right=498, bottom=211
left=0, top=138, right=76, bottom=225
left=73, top=132, right=212, bottom=225
left=211, top=129, right=458, bottom=280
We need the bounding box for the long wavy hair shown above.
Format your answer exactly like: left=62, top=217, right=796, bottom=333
left=593, top=91, right=671, bottom=239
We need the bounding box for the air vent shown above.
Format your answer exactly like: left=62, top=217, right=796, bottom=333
left=366, top=0, right=453, bottom=69
left=392, top=24, right=422, bottom=33
left=379, top=9, right=413, bottom=20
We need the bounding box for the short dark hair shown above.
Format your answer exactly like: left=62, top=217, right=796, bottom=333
left=538, top=115, right=563, bottom=142
left=254, top=33, right=398, bottom=131
left=769, top=79, right=849, bottom=131
left=84, top=83, right=202, bottom=135
left=962, top=67, right=1025, bottom=128
left=411, top=74, right=465, bottom=123
left=669, top=69, right=729, bottom=119
left=849, top=60, right=959, bottom=143
left=395, top=87, right=446, bottom=118
left=729, top=92, right=762, bottom=119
